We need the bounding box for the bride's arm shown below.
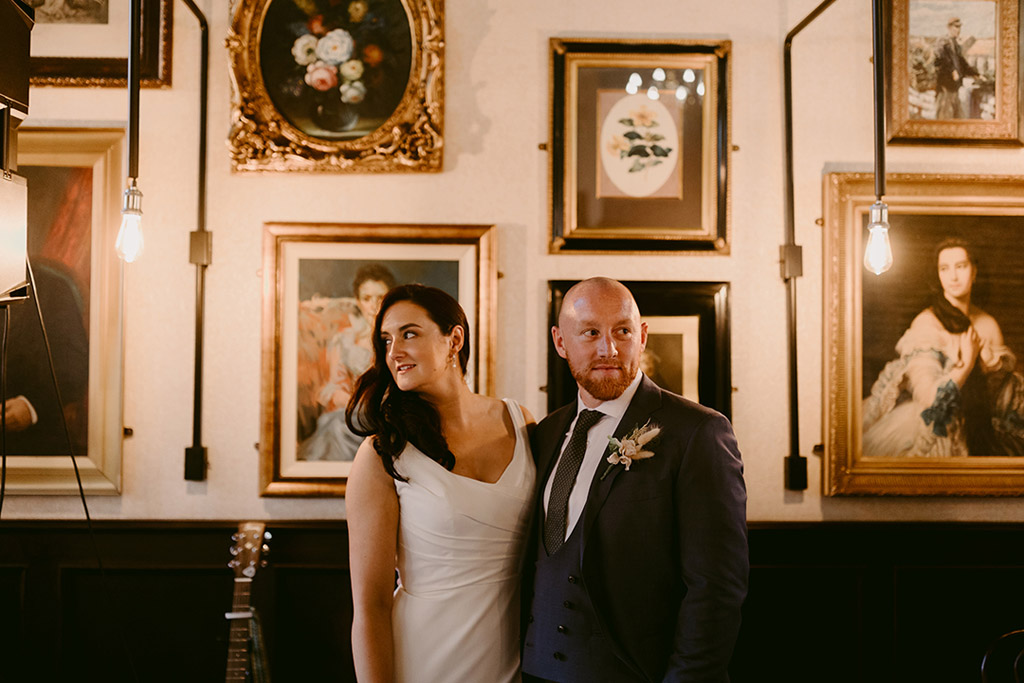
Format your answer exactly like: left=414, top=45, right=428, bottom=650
left=347, top=438, right=399, bottom=682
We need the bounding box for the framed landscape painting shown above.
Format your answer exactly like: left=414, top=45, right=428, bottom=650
left=260, top=223, right=494, bottom=496
left=886, top=0, right=1022, bottom=144
left=548, top=38, right=731, bottom=253
left=823, top=173, right=1024, bottom=495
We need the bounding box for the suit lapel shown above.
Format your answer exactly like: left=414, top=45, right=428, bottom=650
left=581, top=376, right=663, bottom=551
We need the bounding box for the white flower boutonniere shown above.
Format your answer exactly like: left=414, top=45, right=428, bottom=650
left=600, top=421, right=661, bottom=480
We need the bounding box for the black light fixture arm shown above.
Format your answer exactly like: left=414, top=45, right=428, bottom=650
left=781, top=0, right=838, bottom=491
left=127, top=0, right=141, bottom=179
left=180, top=0, right=211, bottom=481
left=872, top=0, right=886, bottom=199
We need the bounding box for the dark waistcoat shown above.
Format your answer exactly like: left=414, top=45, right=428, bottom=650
left=522, top=517, right=643, bottom=683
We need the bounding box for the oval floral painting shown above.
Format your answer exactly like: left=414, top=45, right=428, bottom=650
left=259, top=0, right=413, bottom=141
left=598, top=92, right=681, bottom=198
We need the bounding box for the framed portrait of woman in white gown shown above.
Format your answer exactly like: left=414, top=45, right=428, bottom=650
left=823, top=173, right=1024, bottom=495
left=259, top=222, right=495, bottom=497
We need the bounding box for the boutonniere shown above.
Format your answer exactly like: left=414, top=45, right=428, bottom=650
left=600, top=421, right=660, bottom=480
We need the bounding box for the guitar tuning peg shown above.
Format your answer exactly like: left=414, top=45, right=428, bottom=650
left=260, top=559, right=268, bottom=568
left=228, top=559, right=239, bottom=568
left=231, top=533, right=239, bottom=541
left=262, top=544, right=270, bottom=554
left=263, top=531, right=273, bottom=541
left=230, top=546, right=240, bottom=556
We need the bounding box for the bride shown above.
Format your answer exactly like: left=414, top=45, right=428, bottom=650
left=345, top=284, right=536, bottom=682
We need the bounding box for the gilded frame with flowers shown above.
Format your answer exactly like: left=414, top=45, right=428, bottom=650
left=824, top=173, right=1024, bottom=496
left=549, top=38, right=731, bottom=253
left=228, top=0, right=443, bottom=173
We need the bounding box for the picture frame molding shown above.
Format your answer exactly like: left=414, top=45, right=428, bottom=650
left=260, top=222, right=495, bottom=497
left=7, top=127, right=126, bottom=495
left=29, top=0, right=173, bottom=88
left=548, top=37, right=731, bottom=253
left=227, top=0, right=445, bottom=173
left=885, top=0, right=1023, bottom=145
left=823, top=172, right=1024, bottom=496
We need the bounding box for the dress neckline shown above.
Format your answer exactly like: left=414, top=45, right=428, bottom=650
left=421, top=399, right=522, bottom=486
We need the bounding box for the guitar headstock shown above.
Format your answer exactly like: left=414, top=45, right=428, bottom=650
left=228, top=521, right=271, bottom=579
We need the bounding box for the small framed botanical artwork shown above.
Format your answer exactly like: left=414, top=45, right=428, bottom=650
left=548, top=38, right=731, bottom=253
left=30, top=0, right=173, bottom=88
left=228, top=0, right=444, bottom=172
left=823, top=173, right=1024, bottom=495
left=6, top=128, right=126, bottom=494
left=260, top=223, right=494, bottom=497
left=886, top=0, right=1022, bottom=144
left=546, top=280, right=731, bottom=417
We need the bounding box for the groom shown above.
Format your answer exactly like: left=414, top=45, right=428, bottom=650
left=522, top=278, right=748, bottom=683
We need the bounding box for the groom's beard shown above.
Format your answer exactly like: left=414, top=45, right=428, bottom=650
left=569, top=357, right=637, bottom=401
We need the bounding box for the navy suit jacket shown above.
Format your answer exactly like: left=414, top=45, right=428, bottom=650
left=525, top=376, right=748, bottom=682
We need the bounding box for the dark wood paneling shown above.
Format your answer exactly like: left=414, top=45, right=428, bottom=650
left=2, top=521, right=1023, bottom=682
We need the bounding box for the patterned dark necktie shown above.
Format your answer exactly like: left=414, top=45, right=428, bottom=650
left=544, top=409, right=604, bottom=554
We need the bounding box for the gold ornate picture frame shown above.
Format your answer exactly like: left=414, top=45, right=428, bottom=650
left=886, top=0, right=1022, bottom=145
left=228, top=0, right=444, bottom=173
left=7, top=128, right=126, bottom=494
left=549, top=38, right=731, bottom=253
left=823, top=173, right=1024, bottom=495
left=259, top=223, right=494, bottom=497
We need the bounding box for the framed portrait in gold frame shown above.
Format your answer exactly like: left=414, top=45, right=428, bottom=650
left=823, top=173, right=1024, bottom=496
left=548, top=38, right=731, bottom=253
left=259, top=223, right=494, bottom=497
left=6, top=128, right=126, bottom=495
left=886, top=0, right=1022, bottom=145
left=227, top=0, right=444, bottom=173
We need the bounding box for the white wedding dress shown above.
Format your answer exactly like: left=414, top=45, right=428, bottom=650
left=391, top=399, right=536, bottom=683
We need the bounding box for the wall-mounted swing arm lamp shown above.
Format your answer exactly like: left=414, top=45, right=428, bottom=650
left=781, top=0, right=888, bottom=490
left=118, top=0, right=212, bottom=481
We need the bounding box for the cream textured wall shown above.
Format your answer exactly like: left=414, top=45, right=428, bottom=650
left=8, top=0, right=1024, bottom=521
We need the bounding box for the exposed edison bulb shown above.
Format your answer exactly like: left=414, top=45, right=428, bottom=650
left=116, top=180, right=144, bottom=263
left=652, top=68, right=666, bottom=81
left=696, top=81, right=706, bottom=97
left=646, top=84, right=660, bottom=100
left=863, top=201, right=893, bottom=275
left=683, top=69, right=695, bottom=83
left=675, top=85, right=688, bottom=101
left=116, top=212, right=143, bottom=263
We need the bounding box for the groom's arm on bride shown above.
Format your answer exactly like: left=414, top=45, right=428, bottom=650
left=665, top=411, right=748, bottom=682
left=347, top=438, right=400, bottom=683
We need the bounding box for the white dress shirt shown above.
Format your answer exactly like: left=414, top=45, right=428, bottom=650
left=542, top=371, right=644, bottom=543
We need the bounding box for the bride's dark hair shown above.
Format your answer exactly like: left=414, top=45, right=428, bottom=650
left=345, top=284, right=470, bottom=480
